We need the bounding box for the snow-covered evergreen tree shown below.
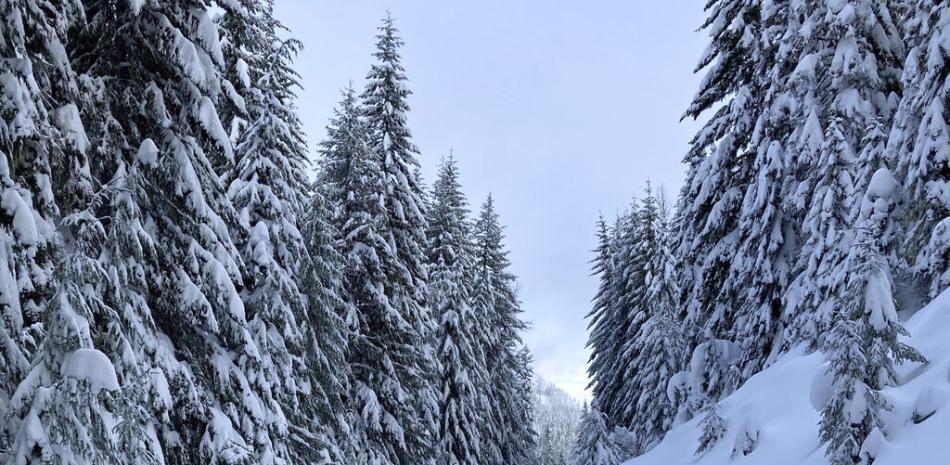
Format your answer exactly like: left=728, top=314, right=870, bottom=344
left=780, top=0, right=904, bottom=352
left=0, top=2, right=89, bottom=431
left=223, top=1, right=352, bottom=462
left=784, top=117, right=857, bottom=349
left=4, top=199, right=156, bottom=465
left=820, top=167, right=925, bottom=465
left=298, top=185, right=351, bottom=462
left=318, top=86, right=366, bottom=215
left=65, top=1, right=283, bottom=464
left=569, top=407, right=633, bottom=465
left=317, top=19, right=436, bottom=461
left=507, top=346, right=537, bottom=465
left=427, top=157, right=484, bottom=465
left=471, top=194, right=536, bottom=465
left=358, top=15, right=439, bottom=464
left=888, top=0, right=950, bottom=297
left=0, top=0, right=81, bottom=344
left=584, top=215, right=622, bottom=426
left=220, top=0, right=348, bottom=462
left=0, top=2, right=155, bottom=463
left=695, top=403, right=726, bottom=455
left=674, top=0, right=777, bottom=397
left=621, top=186, right=684, bottom=453
left=601, top=202, right=648, bottom=428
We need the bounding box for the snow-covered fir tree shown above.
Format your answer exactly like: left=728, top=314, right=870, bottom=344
left=584, top=215, right=623, bottom=427
left=784, top=117, right=857, bottom=349
left=427, top=157, right=484, bottom=465
left=5, top=205, right=152, bottom=465
left=614, top=189, right=659, bottom=432
left=358, top=14, right=439, bottom=464
left=622, top=186, right=684, bottom=453
left=820, top=169, right=925, bottom=465
left=0, top=2, right=154, bottom=463
left=569, top=406, right=634, bottom=465
left=219, top=0, right=347, bottom=462
left=0, top=0, right=76, bottom=435
left=317, top=18, right=437, bottom=462
left=888, top=0, right=950, bottom=298
left=470, top=194, right=536, bottom=465
left=673, top=0, right=775, bottom=399
left=0, top=3, right=89, bottom=435
left=780, top=0, right=904, bottom=351
left=601, top=202, right=648, bottom=428
left=64, top=1, right=281, bottom=464
left=695, top=403, right=727, bottom=455
left=298, top=184, right=352, bottom=461
left=506, top=346, right=537, bottom=464
left=0, top=0, right=79, bottom=346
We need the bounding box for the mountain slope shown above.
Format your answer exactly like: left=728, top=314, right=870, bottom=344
left=628, top=289, right=950, bottom=465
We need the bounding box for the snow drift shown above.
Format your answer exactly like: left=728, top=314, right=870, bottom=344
left=627, top=289, right=950, bottom=465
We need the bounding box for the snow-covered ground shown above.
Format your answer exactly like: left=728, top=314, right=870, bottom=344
left=627, top=289, right=950, bottom=465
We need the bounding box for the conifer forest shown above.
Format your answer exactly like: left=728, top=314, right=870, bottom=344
left=2, top=2, right=950, bottom=465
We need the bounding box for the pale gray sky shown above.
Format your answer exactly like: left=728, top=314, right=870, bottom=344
left=275, top=1, right=708, bottom=400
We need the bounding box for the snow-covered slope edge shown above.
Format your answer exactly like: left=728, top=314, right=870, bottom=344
left=627, top=289, right=950, bottom=465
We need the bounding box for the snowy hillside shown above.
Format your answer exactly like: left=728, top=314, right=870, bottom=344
left=627, top=290, right=950, bottom=465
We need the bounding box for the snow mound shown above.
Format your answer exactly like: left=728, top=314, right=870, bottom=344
left=627, top=288, right=950, bottom=465
left=60, top=348, right=120, bottom=393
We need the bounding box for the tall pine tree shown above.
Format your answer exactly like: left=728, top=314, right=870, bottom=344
left=889, top=0, right=950, bottom=297
left=821, top=170, right=925, bottom=465
left=471, top=194, right=535, bottom=465
left=427, top=157, right=484, bottom=465
left=622, top=186, right=684, bottom=453
left=65, top=2, right=278, bottom=464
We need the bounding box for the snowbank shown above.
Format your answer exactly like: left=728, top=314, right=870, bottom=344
left=627, top=289, right=950, bottom=465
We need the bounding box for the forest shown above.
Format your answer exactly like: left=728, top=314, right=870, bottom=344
left=0, top=2, right=534, bottom=465
left=578, top=2, right=950, bottom=465
left=3, top=1, right=950, bottom=465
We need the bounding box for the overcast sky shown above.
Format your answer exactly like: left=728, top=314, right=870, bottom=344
left=274, top=1, right=708, bottom=400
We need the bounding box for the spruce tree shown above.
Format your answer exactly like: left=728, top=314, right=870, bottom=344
left=785, top=117, right=857, bottom=349
left=318, top=86, right=366, bottom=214
left=0, top=0, right=82, bottom=342
left=623, top=186, right=684, bottom=453
left=780, top=0, right=904, bottom=352
left=0, top=0, right=88, bottom=419
left=219, top=0, right=348, bottom=461
left=318, top=25, right=435, bottom=461
left=5, top=200, right=155, bottom=465
left=569, top=407, right=632, bottom=465
left=599, top=203, right=644, bottom=427
left=506, top=346, right=537, bottom=465
left=316, top=87, right=388, bottom=462
left=358, top=15, right=439, bottom=463
left=0, top=2, right=156, bottom=463
left=471, top=194, right=535, bottom=465
left=820, top=168, right=925, bottom=465
left=584, top=216, right=620, bottom=427
left=427, top=158, right=483, bottom=465
left=298, top=186, right=351, bottom=462
left=888, top=0, right=950, bottom=297
left=674, top=0, right=774, bottom=396
left=0, top=0, right=68, bottom=432
left=67, top=2, right=276, bottom=464
left=695, top=404, right=726, bottom=455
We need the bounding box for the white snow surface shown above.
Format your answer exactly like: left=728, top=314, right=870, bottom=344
left=627, top=288, right=950, bottom=465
